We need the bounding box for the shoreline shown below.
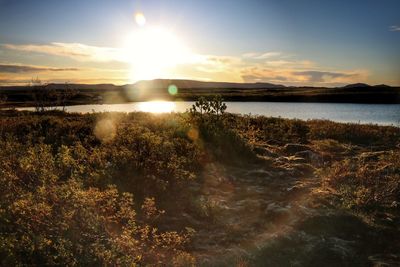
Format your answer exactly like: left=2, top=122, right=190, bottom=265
left=2, top=108, right=400, bottom=128
left=3, top=98, right=400, bottom=109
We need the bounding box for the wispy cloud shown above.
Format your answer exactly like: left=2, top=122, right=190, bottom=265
left=292, top=71, right=358, bottom=83
left=0, top=78, right=32, bottom=85
left=0, top=64, right=78, bottom=73
left=389, top=25, right=400, bottom=32
left=2, top=43, right=121, bottom=62
left=242, top=52, right=282, bottom=59
left=240, top=67, right=366, bottom=86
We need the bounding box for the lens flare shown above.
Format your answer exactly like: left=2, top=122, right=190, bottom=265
left=187, top=128, right=199, bottom=141
left=94, top=119, right=116, bottom=142
left=168, top=84, right=178, bottom=95
left=134, top=13, right=146, bottom=26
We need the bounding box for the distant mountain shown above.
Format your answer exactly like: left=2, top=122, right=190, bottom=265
left=1, top=79, right=399, bottom=105
left=373, top=84, right=391, bottom=88
left=342, top=83, right=371, bottom=89
left=0, top=83, right=121, bottom=92
left=1, top=80, right=398, bottom=91
left=342, top=83, right=396, bottom=89
left=45, top=83, right=119, bottom=90
left=131, top=79, right=286, bottom=90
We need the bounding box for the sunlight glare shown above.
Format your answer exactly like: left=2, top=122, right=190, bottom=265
left=134, top=13, right=146, bottom=26
left=122, top=27, right=193, bottom=81
left=138, top=101, right=176, bottom=113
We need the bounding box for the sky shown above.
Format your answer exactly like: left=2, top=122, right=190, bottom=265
left=0, top=0, right=399, bottom=86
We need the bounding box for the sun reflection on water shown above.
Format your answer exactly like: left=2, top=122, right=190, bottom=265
left=138, top=101, right=176, bottom=113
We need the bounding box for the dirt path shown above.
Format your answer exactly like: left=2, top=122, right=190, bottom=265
left=189, top=146, right=399, bottom=266
left=190, top=155, right=321, bottom=265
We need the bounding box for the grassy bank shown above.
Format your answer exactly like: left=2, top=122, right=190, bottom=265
left=0, top=109, right=399, bottom=266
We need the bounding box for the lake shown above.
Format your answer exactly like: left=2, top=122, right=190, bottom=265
left=18, top=101, right=400, bottom=126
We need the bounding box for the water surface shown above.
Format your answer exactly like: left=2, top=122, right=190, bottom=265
left=18, top=101, right=400, bottom=126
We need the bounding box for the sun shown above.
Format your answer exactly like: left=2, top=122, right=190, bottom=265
left=122, top=27, right=193, bottom=81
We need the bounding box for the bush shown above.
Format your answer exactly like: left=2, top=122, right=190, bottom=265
left=308, top=120, right=400, bottom=147
left=324, top=150, right=400, bottom=210
left=189, top=95, right=227, bottom=119
left=0, top=111, right=201, bottom=265
left=188, top=98, right=256, bottom=164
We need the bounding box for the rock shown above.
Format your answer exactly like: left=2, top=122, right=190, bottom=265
left=265, top=202, right=291, bottom=219
left=296, top=150, right=322, bottom=165
left=265, top=202, right=290, bottom=214
left=291, top=163, right=316, bottom=177
left=283, top=143, right=312, bottom=154
left=368, top=254, right=400, bottom=266
left=276, top=156, right=306, bottom=164
left=275, top=156, right=289, bottom=164
left=288, top=156, right=308, bottom=164
left=253, top=146, right=278, bottom=158
left=246, top=169, right=273, bottom=178
left=267, top=139, right=285, bottom=146
left=286, top=184, right=306, bottom=193
left=307, top=237, right=354, bottom=266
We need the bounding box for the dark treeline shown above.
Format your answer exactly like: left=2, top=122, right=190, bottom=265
left=1, top=81, right=400, bottom=107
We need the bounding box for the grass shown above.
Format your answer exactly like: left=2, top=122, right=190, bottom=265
left=0, top=109, right=399, bottom=266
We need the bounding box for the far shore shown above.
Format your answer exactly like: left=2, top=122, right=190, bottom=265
left=1, top=81, right=400, bottom=106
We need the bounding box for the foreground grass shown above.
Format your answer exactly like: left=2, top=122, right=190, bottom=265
left=0, top=110, right=399, bottom=266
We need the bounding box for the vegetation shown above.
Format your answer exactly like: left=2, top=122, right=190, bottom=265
left=0, top=111, right=199, bottom=266
left=30, top=78, right=77, bottom=112
left=1, top=80, right=400, bottom=108
left=0, top=101, right=399, bottom=265
left=189, top=96, right=227, bottom=117
left=324, top=151, right=400, bottom=211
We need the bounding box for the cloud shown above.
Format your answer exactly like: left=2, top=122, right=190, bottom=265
left=242, top=51, right=282, bottom=59
left=0, top=79, right=32, bottom=85
left=242, top=74, right=288, bottom=82
left=175, top=52, right=366, bottom=86
left=264, top=60, right=315, bottom=68
left=2, top=43, right=121, bottom=62
left=0, top=64, right=79, bottom=73
left=240, top=67, right=366, bottom=86
left=292, top=71, right=358, bottom=83
left=389, top=25, right=400, bottom=32
left=241, top=68, right=295, bottom=83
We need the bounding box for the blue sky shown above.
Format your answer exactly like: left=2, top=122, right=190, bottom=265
left=0, top=0, right=399, bottom=86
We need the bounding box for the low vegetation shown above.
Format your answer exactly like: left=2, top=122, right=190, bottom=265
left=0, top=98, right=399, bottom=266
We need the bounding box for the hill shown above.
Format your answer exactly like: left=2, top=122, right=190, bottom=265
left=0, top=79, right=400, bottom=106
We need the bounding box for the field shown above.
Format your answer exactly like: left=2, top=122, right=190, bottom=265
left=0, top=108, right=399, bottom=266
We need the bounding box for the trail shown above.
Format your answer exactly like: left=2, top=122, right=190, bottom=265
left=189, top=144, right=399, bottom=266
left=189, top=143, right=321, bottom=265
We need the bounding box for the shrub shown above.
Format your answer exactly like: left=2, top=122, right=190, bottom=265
left=0, top=111, right=202, bottom=265
left=189, top=95, right=227, bottom=119
left=188, top=98, right=256, bottom=164
left=324, top=150, right=400, bottom=210
left=308, top=120, right=400, bottom=147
